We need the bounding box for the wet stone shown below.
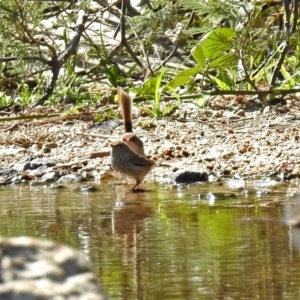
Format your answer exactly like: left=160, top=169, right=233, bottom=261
left=80, top=186, right=98, bottom=193
left=10, top=175, right=31, bottom=184
left=172, top=170, right=209, bottom=183
left=0, top=236, right=108, bottom=300
left=40, top=171, right=60, bottom=183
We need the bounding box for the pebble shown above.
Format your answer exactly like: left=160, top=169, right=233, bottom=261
left=172, top=170, right=208, bottom=183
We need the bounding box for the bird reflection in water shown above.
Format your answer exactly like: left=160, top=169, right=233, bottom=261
left=112, top=185, right=154, bottom=237
left=111, top=186, right=154, bottom=296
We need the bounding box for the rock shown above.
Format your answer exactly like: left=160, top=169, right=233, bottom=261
left=0, top=169, right=17, bottom=176
left=172, top=170, right=208, bottom=183
left=57, top=174, right=80, bottom=184
left=80, top=186, right=98, bottom=193
left=10, top=174, right=32, bottom=184
left=12, top=162, right=31, bottom=172
left=29, top=158, right=57, bottom=170
left=0, top=236, right=108, bottom=300
left=90, top=119, right=122, bottom=131
left=28, top=165, right=48, bottom=176
left=40, top=171, right=60, bottom=183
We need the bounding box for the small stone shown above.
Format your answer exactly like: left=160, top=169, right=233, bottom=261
left=80, top=185, right=98, bottom=193
left=172, top=170, right=208, bottom=183
left=236, top=109, right=245, bottom=116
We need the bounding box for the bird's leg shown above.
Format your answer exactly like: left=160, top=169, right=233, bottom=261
left=132, top=179, right=141, bottom=191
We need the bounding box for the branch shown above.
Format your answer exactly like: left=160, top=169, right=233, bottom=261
left=291, top=0, right=298, bottom=32
left=0, top=56, right=51, bottom=65
left=133, top=88, right=300, bottom=102
left=109, top=0, right=146, bottom=72
left=282, top=0, right=291, bottom=31
left=269, top=41, right=289, bottom=86
left=32, top=9, right=88, bottom=107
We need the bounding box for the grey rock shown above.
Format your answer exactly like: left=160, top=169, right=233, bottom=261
left=0, top=169, right=16, bottom=176
left=90, top=119, right=122, bottom=132
left=0, top=236, right=108, bottom=300
left=57, top=174, right=78, bottom=184
left=29, top=159, right=57, bottom=170
left=10, top=175, right=31, bottom=184
left=12, top=162, right=31, bottom=172
left=28, top=165, right=48, bottom=176
left=40, top=171, right=60, bottom=183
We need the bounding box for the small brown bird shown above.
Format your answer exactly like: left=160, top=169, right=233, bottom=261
left=122, top=132, right=145, bottom=157
left=111, top=140, right=155, bottom=191
left=118, top=87, right=145, bottom=156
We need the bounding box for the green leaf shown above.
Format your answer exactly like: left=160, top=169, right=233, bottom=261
left=167, top=76, right=193, bottom=89
left=154, top=69, right=165, bottom=107
left=210, top=75, right=231, bottom=90
left=192, top=45, right=206, bottom=69
left=202, top=28, right=236, bottom=60
left=131, top=77, right=157, bottom=95
left=143, top=106, right=159, bottom=118
left=166, top=67, right=203, bottom=89
left=174, top=67, right=203, bottom=78
left=162, top=86, right=181, bottom=102
left=105, top=64, right=119, bottom=87
left=198, top=98, right=206, bottom=107
left=208, top=53, right=238, bottom=69
left=162, top=105, right=178, bottom=117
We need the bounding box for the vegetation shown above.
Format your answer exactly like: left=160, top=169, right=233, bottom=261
left=0, top=0, right=300, bottom=115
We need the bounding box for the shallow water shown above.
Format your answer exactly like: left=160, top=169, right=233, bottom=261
left=1, top=180, right=300, bottom=299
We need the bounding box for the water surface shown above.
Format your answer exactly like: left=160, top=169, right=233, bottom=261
left=1, top=181, right=300, bottom=299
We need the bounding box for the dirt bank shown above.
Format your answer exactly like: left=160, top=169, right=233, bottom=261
left=1, top=95, right=300, bottom=187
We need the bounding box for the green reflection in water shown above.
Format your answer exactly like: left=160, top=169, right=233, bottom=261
left=0, top=182, right=300, bottom=299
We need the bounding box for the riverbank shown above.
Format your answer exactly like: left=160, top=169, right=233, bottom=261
left=1, top=95, right=300, bottom=187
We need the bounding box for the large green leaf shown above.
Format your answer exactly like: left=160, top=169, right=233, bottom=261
left=167, top=67, right=203, bottom=88
left=174, top=67, right=203, bottom=78
left=167, top=76, right=193, bottom=89
left=210, top=75, right=231, bottom=90
left=208, top=53, right=238, bottom=69
left=202, top=28, right=236, bottom=60
left=192, top=45, right=206, bottom=69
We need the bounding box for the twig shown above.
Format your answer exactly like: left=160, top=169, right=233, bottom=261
left=0, top=114, right=61, bottom=122
left=73, top=132, right=119, bottom=139
left=32, top=9, right=88, bottom=107
left=283, top=0, right=291, bottom=31
left=291, top=0, right=298, bottom=32
left=133, top=88, right=300, bottom=102
left=153, top=11, right=194, bottom=72
left=238, top=49, right=257, bottom=90
left=109, top=0, right=146, bottom=72
left=269, top=41, right=289, bottom=86
left=269, top=0, right=295, bottom=86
